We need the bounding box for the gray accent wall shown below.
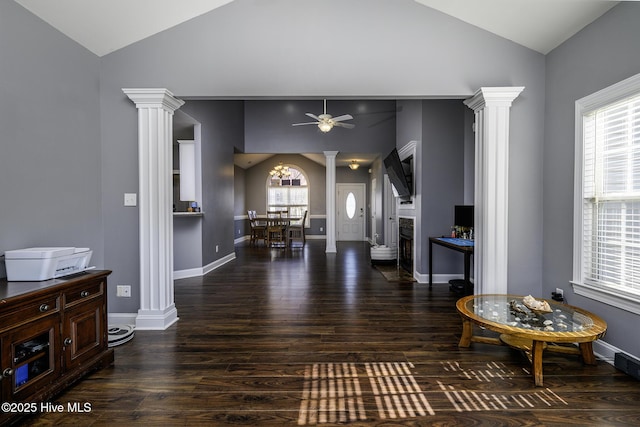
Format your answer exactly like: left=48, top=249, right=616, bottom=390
left=420, top=100, right=468, bottom=276
left=544, top=3, right=640, bottom=358
left=0, top=2, right=103, bottom=271
left=243, top=153, right=328, bottom=237
left=244, top=100, right=396, bottom=154
left=180, top=101, right=245, bottom=267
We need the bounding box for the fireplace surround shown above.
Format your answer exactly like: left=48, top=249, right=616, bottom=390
left=398, top=217, right=414, bottom=274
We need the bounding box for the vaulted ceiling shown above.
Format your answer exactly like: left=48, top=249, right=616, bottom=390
left=15, top=0, right=618, bottom=57
left=14, top=0, right=620, bottom=170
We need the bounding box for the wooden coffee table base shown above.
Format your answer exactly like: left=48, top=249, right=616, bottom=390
left=457, top=305, right=605, bottom=387
left=499, top=335, right=548, bottom=386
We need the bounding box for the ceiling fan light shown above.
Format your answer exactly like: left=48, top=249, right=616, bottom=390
left=318, top=121, right=333, bottom=133
left=349, top=160, right=360, bottom=170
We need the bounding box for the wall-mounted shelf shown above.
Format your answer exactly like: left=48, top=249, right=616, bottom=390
left=173, top=212, right=204, bottom=217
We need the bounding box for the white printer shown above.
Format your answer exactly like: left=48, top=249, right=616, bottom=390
left=4, top=247, right=93, bottom=281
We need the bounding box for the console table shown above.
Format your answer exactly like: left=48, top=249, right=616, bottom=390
left=428, top=237, right=474, bottom=293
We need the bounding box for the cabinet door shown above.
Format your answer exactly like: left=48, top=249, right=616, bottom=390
left=62, top=297, right=106, bottom=370
left=1, top=316, right=61, bottom=403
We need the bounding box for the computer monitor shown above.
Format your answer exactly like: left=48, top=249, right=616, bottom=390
left=454, top=205, right=474, bottom=228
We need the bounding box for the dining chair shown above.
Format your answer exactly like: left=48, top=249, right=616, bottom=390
left=287, top=210, right=307, bottom=248
left=266, top=212, right=287, bottom=247
left=248, top=210, right=266, bottom=246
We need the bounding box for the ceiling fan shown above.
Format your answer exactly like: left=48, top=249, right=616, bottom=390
left=292, top=99, right=355, bottom=132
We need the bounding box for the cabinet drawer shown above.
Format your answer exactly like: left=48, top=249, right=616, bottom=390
left=0, top=296, right=60, bottom=334
left=63, top=280, right=104, bottom=307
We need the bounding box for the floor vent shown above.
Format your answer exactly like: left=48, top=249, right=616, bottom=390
left=614, top=352, right=640, bottom=381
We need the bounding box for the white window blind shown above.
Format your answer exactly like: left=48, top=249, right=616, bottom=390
left=581, top=92, right=640, bottom=294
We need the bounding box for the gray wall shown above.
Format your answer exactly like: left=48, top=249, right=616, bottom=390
left=544, top=3, right=640, bottom=357
left=180, top=100, right=245, bottom=267
left=7, top=0, right=545, bottom=317
left=173, top=217, right=203, bottom=271
left=0, top=2, right=103, bottom=271
left=244, top=100, right=396, bottom=154
left=420, top=100, right=468, bottom=275
left=243, top=154, right=329, bottom=237
left=238, top=156, right=372, bottom=240
left=234, top=165, right=249, bottom=241
left=369, top=156, right=386, bottom=245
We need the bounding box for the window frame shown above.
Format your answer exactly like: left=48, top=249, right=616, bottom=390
left=572, top=72, right=640, bottom=315
left=266, top=164, right=310, bottom=228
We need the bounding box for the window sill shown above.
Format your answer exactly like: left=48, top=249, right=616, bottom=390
left=571, top=281, right=640, bottom=315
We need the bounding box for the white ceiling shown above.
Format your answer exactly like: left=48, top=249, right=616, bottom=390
left=15, top=0, right=620, bottom=56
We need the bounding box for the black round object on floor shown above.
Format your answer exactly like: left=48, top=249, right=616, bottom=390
left=107, top=324, right=135, bottom=347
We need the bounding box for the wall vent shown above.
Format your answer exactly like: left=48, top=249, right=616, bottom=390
left=614, top=352, right=640, bottom=381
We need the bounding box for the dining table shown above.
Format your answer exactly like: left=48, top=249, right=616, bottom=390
left=254, top=215, right=302, bottom=247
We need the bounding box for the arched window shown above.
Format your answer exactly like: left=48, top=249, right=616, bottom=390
left=267, top=165, right=309, bottom=227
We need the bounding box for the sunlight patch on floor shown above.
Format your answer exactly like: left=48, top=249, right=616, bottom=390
left=439, top=361, right=569, bottom=412
left=298, top=362, right=432, bottom=425
left=298, top=360, right=570, bottom=424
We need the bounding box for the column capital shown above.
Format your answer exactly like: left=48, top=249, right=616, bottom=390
left=323, top=150, right=339, bottom=159
left=464, top=86, right=525, bottom=111
left=123, top=88, right=185, bottom=112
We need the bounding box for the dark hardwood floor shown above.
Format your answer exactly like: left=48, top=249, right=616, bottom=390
left=24, top=241, right=640, bottom=426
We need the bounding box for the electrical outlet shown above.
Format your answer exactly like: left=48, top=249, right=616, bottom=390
left=116, top=285, right=131, bottom=297
left=124, top=193, right=137, bottom=206
left=215, top=245, right=219, bottom=253
left=320, top=227, right=323, bottom=232
left=552, top=287, right=564, bottom=302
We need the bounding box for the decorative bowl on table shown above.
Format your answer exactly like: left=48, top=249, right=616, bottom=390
left=522, top=295, right=552, bottom=314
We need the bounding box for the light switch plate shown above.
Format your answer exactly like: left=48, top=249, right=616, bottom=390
left=124, top=193, right=137, bottom=206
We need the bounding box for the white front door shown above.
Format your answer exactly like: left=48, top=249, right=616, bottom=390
left=337, top=183, right=366, bottom=241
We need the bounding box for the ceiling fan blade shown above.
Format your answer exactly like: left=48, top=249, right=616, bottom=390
left=334, top=122, right=355, bottom=129
left=331, top=114, right=353, bottom=122
left=292, top=122, right=319, bottom=126
left=305, top=113, right=321, bottom=121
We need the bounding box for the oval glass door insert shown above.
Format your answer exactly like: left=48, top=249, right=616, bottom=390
left=346, top=192, right=356, bottom=219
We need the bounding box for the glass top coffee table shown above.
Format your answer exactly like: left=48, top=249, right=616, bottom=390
left=456, top=294, right=607, bottom=386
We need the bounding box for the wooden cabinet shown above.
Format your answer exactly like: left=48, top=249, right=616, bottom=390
left=0, top=271, right=113, bottom=425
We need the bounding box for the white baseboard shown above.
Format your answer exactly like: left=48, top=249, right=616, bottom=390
left=415, top=272, right=463, bottom=285
left=135, top=306, right=179, bottom=330
left=305, top=234, right=325, bottom=240
left=593, top=339, right=623, bottom=365
left=202, top=252, right=236, bottom=276
left=107, top=312, right=137, bottom=326
left=235, top=234, right=325, bottom=243
left=235, top=235, right=250, bottom=244
left=173, top=251, right=236, bottom=280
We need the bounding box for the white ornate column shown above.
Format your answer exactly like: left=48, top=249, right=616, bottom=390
left=324, top=151, right=338, bottom=253
left=123, top=88, right=184, bottom=330
left=464, top=87, right=524, bottom=294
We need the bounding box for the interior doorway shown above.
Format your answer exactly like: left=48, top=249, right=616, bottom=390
left=336, top=183, right=366, bottom=241
left=383, top=174, right=397, bottom=248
